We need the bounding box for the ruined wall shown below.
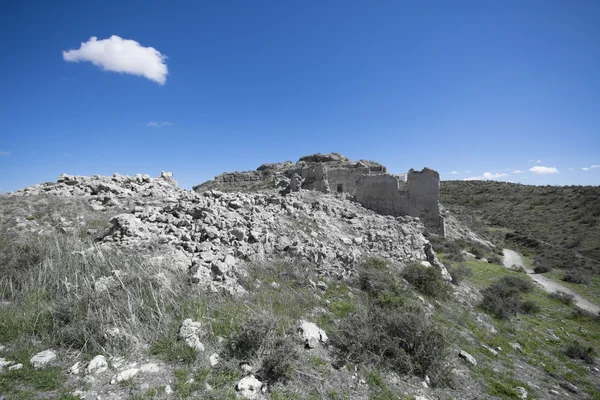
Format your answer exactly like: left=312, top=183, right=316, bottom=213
left=354, top=169, right=444, bottom=234
left=354, top=174, right=404, bottom=215
left=297, top=164, right=330, bottom=193
left=404, top=169, right=443, bottom=234
left=326, top=166, right=372, bottom=194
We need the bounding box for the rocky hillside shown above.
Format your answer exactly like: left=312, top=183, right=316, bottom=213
left=441, top=181, right=600, bottom=275
left=1, top=172, right=599, bottom=399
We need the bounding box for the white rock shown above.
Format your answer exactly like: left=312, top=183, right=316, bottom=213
left=459, top=350, right=477, bottom=366
left=179, top=318, right=205, bottom=351
left=111, top=368, right=139, bottom=384
left=0, top=357, right=13, bottom=368
left=235, top=375, right=263, bottom=399
left=9, top=363, right=23, bottom=371
left=209, top=353, right=220, bottom=367
left=30, top=349, right=57, bottom=369
left=87, top=355, right=108, bottom=374
left=140, top=363, right=161, bottom=373
left=297, top=320, right=328, bottom=349
left=165, top=385, right=173, bottom=394
left=69, top=361, right=82, bottom=375
left=514, top=386, right=528, bottom=399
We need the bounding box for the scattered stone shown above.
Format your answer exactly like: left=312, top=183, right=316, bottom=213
left=297, top=320, right=328, bottom=349
left=68, top=361, right=82, bottom=375
left=165, top=385, right=173, bottom=394
left=8, top=363, right=23, bottom=371
left=482, top=344, right=498, bottom=356
left=510, top=342, right=523, bottom=353
left=0, top=358, right=12, bottom=368
left=514, top=386, right=527, bottom=399
left=179, top=318, right=205, bottom=351
left=559, top=381, right=579, bottom=393
left=111, top=368, right=139, bottom=384
left=87, top=355, right=108, bottom=374
left=549, top=389, right=560, bottom=395
left=139, top=363, right=161, bottom=373
left=236, top=375, right=263, bottom=399
left=459, top=350, right=477, bottom=366
left=209, top=353, right=220, bottom=367
left=30, top=349, right=57, bottom=369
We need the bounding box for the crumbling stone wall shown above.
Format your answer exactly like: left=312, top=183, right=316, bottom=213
left=325, top=166, right=372, bottom=194
left=192, top=153, right=443, bottom=234
left=355, top=168, right=444, bottom=234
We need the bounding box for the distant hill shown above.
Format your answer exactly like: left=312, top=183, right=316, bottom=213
left=441, top=181, right=600, bottom=273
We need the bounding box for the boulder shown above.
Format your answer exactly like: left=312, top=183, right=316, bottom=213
left=179, top=319, right=205, bottom=351
left=87, top=355, right=108, bottom=374
left=458, top=350, right=477, bottom=366
left=30, top=349, right=57, bottom=369
left=235, top=375, right=263, bottom=399
left=297, top=320, right=328, bottom=349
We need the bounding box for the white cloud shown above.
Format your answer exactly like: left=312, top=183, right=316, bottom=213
left=537, top=160, right=542, bottom=164
left=513, top=170, right=523, bottom=174
left=63, top=35, right=168, bottom=84
left=463, top=170, right=471, bottom=173
left=530, top=166, right=559, bottom=175
left=568, top=168, right=574, bottom=171
left=147, top=121, right=172, bottom=128
left=0, top=151, right=10, bottom=156
left=591, top=165, right=600, bottom=169
left=528, top=159, right=543, bottom=164
left=483, top=172, right=509, bottom=180
left=450, top=171, right=458, bottom=174
left=582, top=167, right=590, bottom=171
left=464, top=176, right=482, bottom=181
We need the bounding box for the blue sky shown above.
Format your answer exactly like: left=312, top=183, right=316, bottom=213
left=1, top=0, right=599, bottom=192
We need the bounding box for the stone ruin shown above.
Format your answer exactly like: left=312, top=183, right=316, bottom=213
left=194, top=153, right=445, bottom=234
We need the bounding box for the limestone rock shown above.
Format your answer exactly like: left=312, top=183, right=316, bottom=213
left=297, top=320, right=328, bottom=349
left=179, top=319, right=205, bottom=351
left=111, top=368, right=139, bottom=384
left=514, top=386, right=528, bottom=399
left=30, top=349, right=57, bottom=369
left=458, top=350, right=477, bottom=366
left=235, top=375, right=263, bottom=399
left=209, top=353, right=220, bottom=367
left=87, top=355, right=108, bottom=374
left=8, top=363, right=23, bottom=371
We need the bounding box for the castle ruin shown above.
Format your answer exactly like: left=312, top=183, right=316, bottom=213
left=194, top=153, right=444, bottom=234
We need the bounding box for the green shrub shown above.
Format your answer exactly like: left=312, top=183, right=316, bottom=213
left=258, top=337, right=297, bottom=384
left=480, top=283, right=521, bottom=319
left=496, top=275, right=534, bottom=293
left=428, top=236, right=465, bottom=262
left=562, top=270, right=590, bottom=284
left=331, top=304, right=452, bottom=386
left=487, top=254, right=502, bottom=265
left=533, top=264, right=552, bottom=274
left=548, top=291, right=574, bottom=306
left=225, top=314, right=277, bottom=361
left=565, top=341, right=596, bottom=364
left=520, top=300, right=541, bottom=314
left=401, top=262, right=449, bottom=298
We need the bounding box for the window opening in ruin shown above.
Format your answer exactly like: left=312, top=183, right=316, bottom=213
left=337, top=183, right=343, bottom=193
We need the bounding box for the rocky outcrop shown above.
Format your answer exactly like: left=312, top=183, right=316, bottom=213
left=9, top=170, right=450, bottom=293
left=11, top=171, right=179, bottom=200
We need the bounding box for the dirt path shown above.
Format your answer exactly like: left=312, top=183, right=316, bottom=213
left=503, top=249, right=600, bottom=315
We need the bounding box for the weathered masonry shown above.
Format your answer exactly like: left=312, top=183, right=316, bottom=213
left=354, top=168, right=444, bottom=235
left=194, top=153, right=444, bottom=234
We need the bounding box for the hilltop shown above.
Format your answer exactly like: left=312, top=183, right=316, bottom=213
left=0, top=163, right=599, bottom=399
